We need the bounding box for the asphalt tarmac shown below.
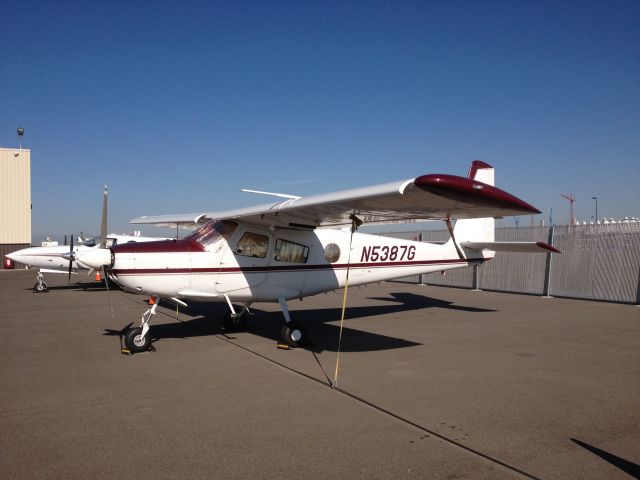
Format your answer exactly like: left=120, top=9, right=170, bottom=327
left=0, top=269, right=638, bottom=479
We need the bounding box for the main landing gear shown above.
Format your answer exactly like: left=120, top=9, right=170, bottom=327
left=123, top=298, right=157, bottom=353
left=32, top=271, right=48, bottom=293
left=278, top=296, right=308, bottom=349
left=222, top=295, right=252, bottom=332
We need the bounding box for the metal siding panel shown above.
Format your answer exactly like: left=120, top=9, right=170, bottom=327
left=0, top=148, right=31, bottom=244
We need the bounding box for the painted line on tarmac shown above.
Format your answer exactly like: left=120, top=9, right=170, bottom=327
left=212, top=333, right=542, bottom=480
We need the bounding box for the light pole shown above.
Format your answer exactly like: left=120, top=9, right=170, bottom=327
left=17, top=127, right=24, bottom=149
left=592, top=196, right=598, bottom=223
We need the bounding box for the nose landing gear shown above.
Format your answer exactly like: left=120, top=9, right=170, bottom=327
left=123, top=298, right=157, bottom=353
left=32, top=271, right=48, bottom=293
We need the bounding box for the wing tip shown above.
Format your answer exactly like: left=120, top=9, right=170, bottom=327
left=414, top=174, right=540, bottom=215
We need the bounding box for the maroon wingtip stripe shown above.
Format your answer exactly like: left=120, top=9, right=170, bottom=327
left=468, top=160, right=493, bottom=179
left=414, top=174, right=541, bottom=214
left=112, top=238, right=206, bottom=254
left=536, top=242, right=561, bottom=253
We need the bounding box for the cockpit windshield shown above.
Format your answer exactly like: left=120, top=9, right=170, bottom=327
left=187, top=220, right=238, bottom=247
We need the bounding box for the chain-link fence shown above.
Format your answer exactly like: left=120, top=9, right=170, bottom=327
left=381, top=223, right=640, bottom=304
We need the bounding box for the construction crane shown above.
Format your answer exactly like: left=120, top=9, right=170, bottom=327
left=561, top=193, right=575, bottom=226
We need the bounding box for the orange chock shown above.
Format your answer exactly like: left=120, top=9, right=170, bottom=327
left=147, top=296, right=155, bottom=305
left=95, top=271, right=102, bottom=281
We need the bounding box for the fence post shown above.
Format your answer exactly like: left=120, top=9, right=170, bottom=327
left=472, top=264, right=481, bottom=291
left=542, top=225, right=555, bottom=297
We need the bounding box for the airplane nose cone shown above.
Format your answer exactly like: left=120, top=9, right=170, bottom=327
left=6, top=252, right=17, bottom=261
left=77, top=248, right=112, bottom=269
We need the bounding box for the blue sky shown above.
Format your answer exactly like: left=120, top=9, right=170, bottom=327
left=1, top=0, right=638, bottom=240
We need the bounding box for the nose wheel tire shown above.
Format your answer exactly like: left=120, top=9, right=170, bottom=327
left=280, top=321, right=307, bottom=348
left=124, top=327, right=151, bottom=353
left=33, top=282, right=48, bottom=293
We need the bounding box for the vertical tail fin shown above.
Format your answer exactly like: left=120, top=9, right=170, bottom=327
left=452, top=161, right=495, bottom=243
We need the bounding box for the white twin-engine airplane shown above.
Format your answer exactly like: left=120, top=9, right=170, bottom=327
left=5, top=186, right=171, bottom=292
left=78, top=161, right=559, bottom=353
left=6, top=233, right=170, bottom=292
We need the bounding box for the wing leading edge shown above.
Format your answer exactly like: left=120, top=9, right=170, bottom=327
left=131, top=162, right=540, bottom=229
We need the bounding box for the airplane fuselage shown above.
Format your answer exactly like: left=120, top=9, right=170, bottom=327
left=109, top=223, right=491, bottom=303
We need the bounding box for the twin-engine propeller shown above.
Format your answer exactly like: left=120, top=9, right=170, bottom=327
left=77, top=185, right=113, bottom=274
left=60, top=234, right=76, bottom=283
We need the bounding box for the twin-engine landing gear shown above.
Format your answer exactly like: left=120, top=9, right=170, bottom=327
left=32, top=272, right=48, bottom=293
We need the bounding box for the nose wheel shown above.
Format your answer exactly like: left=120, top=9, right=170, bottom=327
left=32, top=272, right=48, bottom=293
left=124, top=327, right=151, bottom=353
left=123, top=298, right=158, bottom=354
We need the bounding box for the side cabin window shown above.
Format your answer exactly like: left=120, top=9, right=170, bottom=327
left=235, top=232, right=269, bottom=258
left=274, top=238, right=309, bottom=263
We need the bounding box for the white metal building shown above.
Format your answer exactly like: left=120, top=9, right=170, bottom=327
left=1, top=147, right=31, bottom=266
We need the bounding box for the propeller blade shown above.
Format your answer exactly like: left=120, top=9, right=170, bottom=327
left=100, top=185, right=108, bottom=249
left=67, top=233, right=74, bottom=283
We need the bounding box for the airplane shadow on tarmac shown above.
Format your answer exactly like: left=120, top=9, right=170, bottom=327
left=570, top=439, right=640, bottom=479
left=104, top=291, right=496, bottom=353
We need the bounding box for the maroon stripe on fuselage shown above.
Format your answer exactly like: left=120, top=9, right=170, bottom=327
left=111, top=257, right=486, bottom=275
left=414, top=174, right=540, bottom=214
left=112, top=238, right=205, bottom=253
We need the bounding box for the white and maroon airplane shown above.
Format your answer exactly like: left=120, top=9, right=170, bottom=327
left=78, top=161, right=559, bottom=353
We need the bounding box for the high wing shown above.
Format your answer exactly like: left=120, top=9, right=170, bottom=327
left=131, top=167, right=540, bottom=229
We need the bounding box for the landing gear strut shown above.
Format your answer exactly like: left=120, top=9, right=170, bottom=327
left=32, top=271, right=48, bottom=293
left=123, top=298, right=157, bottom=353
left=278, top=296, right=308, bottom=348
left=222, top=295, right=251, bottom=332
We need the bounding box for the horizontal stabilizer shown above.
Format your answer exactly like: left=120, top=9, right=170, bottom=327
left=460, top=241, right=560, bottom=253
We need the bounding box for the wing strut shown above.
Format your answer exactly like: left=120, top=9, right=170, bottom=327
left=446, top=219, right=465, bottom=260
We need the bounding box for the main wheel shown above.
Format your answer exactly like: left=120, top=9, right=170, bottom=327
left=223, top=311, right=247, bottom=331
left=124, top=327, right=151, bottom=353
left=280, top=321, right=307, bottom=348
